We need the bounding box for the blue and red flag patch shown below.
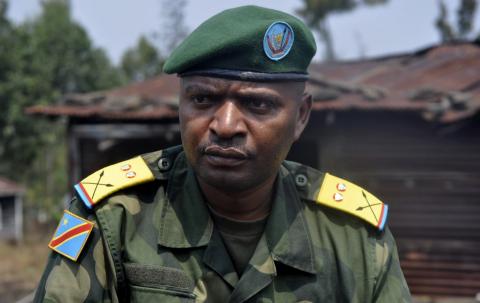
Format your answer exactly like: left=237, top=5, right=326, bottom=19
left=48, top=210, right=94, bottom=261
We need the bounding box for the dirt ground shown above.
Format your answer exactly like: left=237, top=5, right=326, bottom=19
left=0, top=225, right=53, bottom=303
left=1, top=224, right=478, bottom=303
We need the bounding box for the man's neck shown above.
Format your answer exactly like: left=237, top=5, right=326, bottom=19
left=198, top=175, right=276, bottom=221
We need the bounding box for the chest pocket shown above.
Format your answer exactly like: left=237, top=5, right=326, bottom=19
left=125, top=263, right=196, bottom=302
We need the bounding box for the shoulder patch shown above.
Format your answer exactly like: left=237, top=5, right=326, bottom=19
left=48, top=210, right=94, bottom=261
left=316, top=173, right=388, bottom=231
left=74, top=156, right=155, bottom=209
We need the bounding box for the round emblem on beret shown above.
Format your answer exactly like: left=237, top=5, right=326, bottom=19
left=263, top=21, right=294, bottom=61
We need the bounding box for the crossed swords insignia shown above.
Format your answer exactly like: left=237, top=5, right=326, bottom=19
left=86, top=173, right=382, bottom=219
left=83, top=171, right=113, bottom=199
left=356, top=190, right=381, bottom=222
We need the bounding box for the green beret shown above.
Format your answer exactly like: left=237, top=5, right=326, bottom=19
left=163, top=5, right=316, bottom=82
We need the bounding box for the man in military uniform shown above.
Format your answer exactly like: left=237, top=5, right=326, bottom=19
left=34, top=5, right=412, bottom=303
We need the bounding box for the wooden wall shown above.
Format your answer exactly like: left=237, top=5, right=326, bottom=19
left=297, top=110, right=480, bottom=297
left=67, top=120, right=181, bottom=184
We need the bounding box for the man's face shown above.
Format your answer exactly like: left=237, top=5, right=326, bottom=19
left=179, top=76, right=311, bottom=193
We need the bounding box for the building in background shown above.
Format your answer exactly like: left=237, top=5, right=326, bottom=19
left=27, top=42, right=480, bottom=298
left=0, top=177, right=24, bottom=242
left=304, top=42, right=480, bottom=298
left=30, top=75, right=181, bottom=187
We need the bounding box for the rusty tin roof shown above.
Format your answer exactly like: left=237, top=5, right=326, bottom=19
left=26, top=74, right=180, bottom=120
left=26, top=43, right=480, bottom=123
left=0, top=177, right=25, bottom=196
left=308, top=42, right=480, bottom=123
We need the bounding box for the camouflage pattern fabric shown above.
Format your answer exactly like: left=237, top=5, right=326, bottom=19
left=34, top=146, right=412, bottom=302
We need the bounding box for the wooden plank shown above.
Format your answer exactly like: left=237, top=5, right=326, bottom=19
left=401, top=260, right=480, bottom=272
left=305, top=112, right=480, bottom=297
left=402, top=270, right=480, bottom=280
left=409, top=286, right=479, bottom=297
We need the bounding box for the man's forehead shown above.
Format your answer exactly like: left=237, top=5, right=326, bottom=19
left=181, top=76, right=268, bottom=89
left=180, top=76, right=305, bottom=93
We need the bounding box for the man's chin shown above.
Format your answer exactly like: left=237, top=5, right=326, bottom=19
left=196, top=169, right=258, bottom=193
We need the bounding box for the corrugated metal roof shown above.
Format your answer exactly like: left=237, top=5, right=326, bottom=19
left=308, top=43, right=480, bottom=123
left=26, top=43, right=480, bottom=123
left=0, top=177, right=25, bottom=196
left=26, top=74, right=180, bottom=120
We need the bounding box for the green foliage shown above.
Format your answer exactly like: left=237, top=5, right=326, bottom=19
left=157, top=0, right=189, bottom=55
left=298, top=0, right=355, bottom=25
left=436, top=1, right=455, bottom=42
left=121, top=36, right=163, bottom=82
left=436, top=0, right=478, bottom=42
left=20, top=0, right=122, bottom=93
left=0, top=0, right=123, bottom=216
left=458, top=0, right=477, bottom=37
left=120, top=0, right=189, bottom=82
left=297, top=0, right=388, bottom=61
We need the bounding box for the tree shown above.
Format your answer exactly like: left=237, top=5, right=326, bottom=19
left=458, top=0, right=477, bottom=38
left=156, top=0, right=189, bottom=56
left=0, top=0, right=123, bottom=215
left=436, top=0, right=478, bottom=42
left=22, top=0, right=122, bottom=94
left=297, top=0, right=388, bottom=61
left=121, top=36, right=163, bottom=82
left=119, top=0, right=189, bottom=82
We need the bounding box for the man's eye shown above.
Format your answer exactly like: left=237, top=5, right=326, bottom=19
left=191, top=95, right=210, bottom=105
left=247, top=99, right=275, bottom=112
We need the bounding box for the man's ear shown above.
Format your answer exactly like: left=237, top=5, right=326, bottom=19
left=294, top=93, right=312, bottom=141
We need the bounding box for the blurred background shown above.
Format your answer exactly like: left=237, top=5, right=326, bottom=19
left=1, top=0, right=480, bottom=302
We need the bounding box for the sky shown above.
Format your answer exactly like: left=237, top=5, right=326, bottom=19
left=7, top=0, right=479, bottom=64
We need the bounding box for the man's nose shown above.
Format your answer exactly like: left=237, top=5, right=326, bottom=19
left=209, top=101, right=247, bottom=139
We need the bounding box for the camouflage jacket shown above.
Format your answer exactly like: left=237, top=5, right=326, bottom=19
left=34, top=146, right=412, bottom=303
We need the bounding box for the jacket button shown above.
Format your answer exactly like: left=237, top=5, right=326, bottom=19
left=158, top=158, right=171, bottom=171
left=295, top=174, right=308, bottom=187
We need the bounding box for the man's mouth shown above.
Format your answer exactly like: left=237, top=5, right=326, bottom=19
left=203, top=145, right=249, bottom=166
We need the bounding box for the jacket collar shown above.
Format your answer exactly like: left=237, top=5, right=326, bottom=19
left=264, top=165, right=316, bottom=274
left=157, top=152, right=315, bottom=274
left=157, top=152, right=213, bottom=248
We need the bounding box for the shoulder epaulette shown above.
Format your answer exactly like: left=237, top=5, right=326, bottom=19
left=316, top=173, right=388, bottom=231
left=74, top=156, right=155, bottom=209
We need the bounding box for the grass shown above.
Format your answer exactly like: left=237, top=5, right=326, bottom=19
left=0, top=225, right=53, bottom=303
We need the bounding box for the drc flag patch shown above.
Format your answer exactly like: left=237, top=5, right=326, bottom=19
left=48, top=210, right=94, bottom=261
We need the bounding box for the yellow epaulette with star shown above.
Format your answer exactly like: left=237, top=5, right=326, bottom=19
left=316, top=173, right=388, bottom=231
left=74, top=156, right=155, bottom=209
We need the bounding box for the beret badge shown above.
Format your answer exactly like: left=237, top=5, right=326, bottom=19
left=263, top=21, right=295, bottom=61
